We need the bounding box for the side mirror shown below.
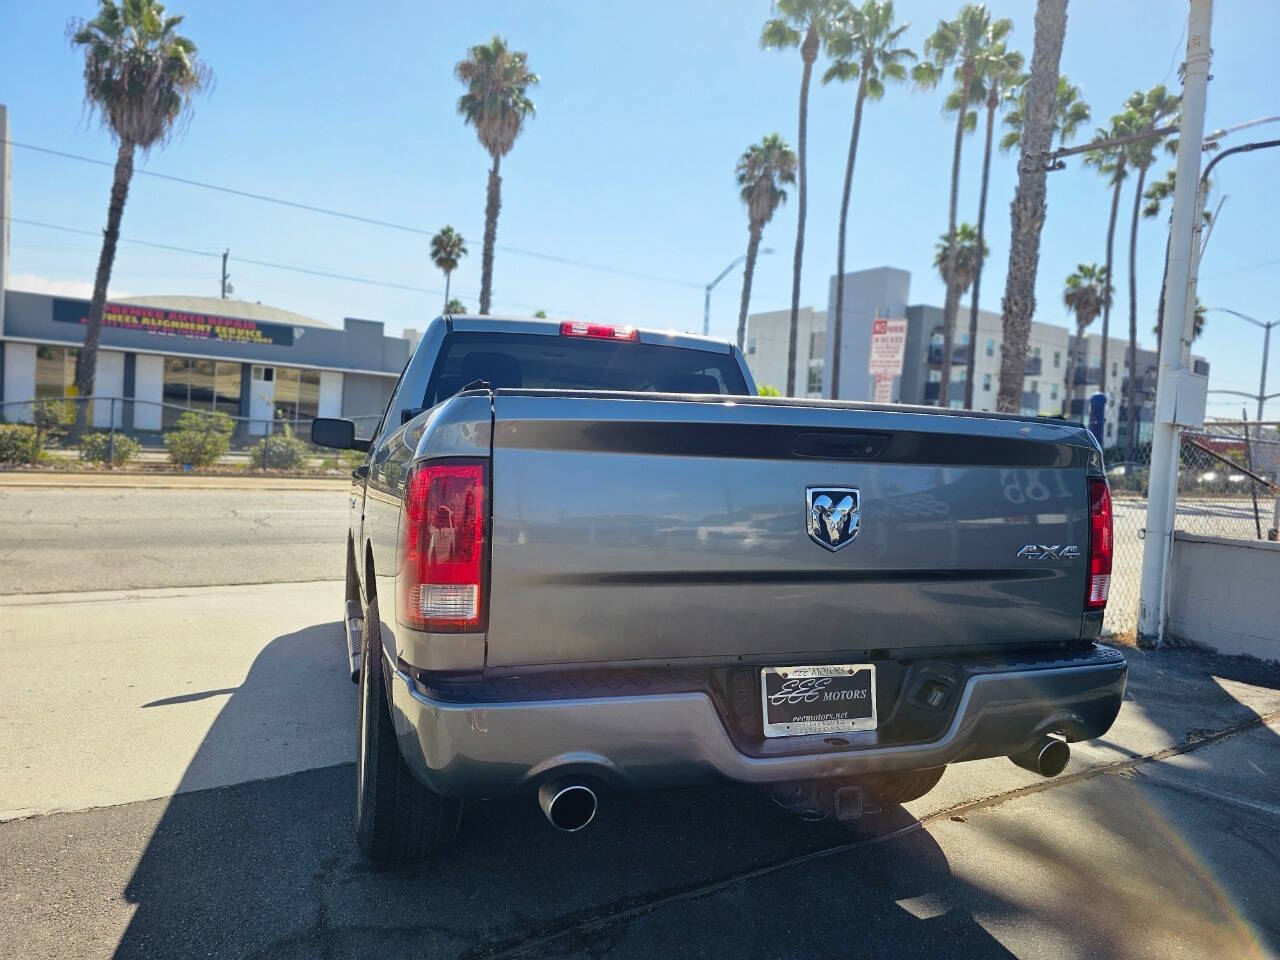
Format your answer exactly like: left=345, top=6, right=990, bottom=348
left=312, top=417, right=370, bottom=451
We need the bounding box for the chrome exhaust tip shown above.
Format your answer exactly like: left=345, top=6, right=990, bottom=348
left=1009, top=735, right=1070, bottom=778
left=537, top=780, right=598, bottom=832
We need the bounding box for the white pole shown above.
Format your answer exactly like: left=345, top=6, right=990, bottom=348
left=1137, top=0, right=1214, bottom=646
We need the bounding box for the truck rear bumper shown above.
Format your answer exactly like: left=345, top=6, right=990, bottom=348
left=389, top=645, right=1127, bottom=798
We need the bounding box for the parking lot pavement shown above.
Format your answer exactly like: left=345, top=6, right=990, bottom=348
left=2, top=566, right=1279, bottom=960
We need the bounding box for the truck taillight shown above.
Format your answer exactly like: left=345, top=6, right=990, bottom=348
left=399, top=460, right=487, bottom=632
left=559, top=320, right=638, bottom=341
left=1086, top=478, right=1113, bottom=610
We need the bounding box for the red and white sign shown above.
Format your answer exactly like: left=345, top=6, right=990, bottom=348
left=872, top=375, right=894, bottom=403
left=868, top=317, right=908, bottom=377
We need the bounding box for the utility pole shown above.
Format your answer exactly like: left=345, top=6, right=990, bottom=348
left=220, top=249, right=231, bottom=299
left=1137, top=0, right=1213, bottom=647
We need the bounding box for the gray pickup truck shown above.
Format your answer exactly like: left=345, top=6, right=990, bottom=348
left=313, top=315, right=1125, bottom=863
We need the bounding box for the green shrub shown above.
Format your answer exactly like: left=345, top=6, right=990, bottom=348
left=32, top=398, right=74, bottom=449
left=80, top=432, right=141, bottom=466
left=165, top=410, right=234, bottom=468
left=0, top=423, right=40, bottom=464
left=757, top=384, right=781, bottom=397
left=249, top=423, right=311, bottom=470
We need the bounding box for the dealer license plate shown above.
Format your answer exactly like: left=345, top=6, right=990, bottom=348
left=760, top=664, right=877, bottom=738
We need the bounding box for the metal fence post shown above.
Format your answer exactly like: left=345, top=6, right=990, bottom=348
left=108, top=398, right=116, bottom=467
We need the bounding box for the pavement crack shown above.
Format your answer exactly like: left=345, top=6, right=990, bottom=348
left=465, top=706, right=1280, bottom=960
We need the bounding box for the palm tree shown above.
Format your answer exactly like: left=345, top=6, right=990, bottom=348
left=735, top=135, right=797, bottom=352
left=762, top=0, right=841, bottom=397
left=1084, top=108, right=1137, bottom=399
left=68, top=0, right=208, bottom=418
left=999, top=73, right=1090, bottom=152
left=444, top=298, right=467, bottom=315
left=429, top=226, right=467, bottom=314
left=913, top=4, right=1012, bottom=407
left=1121, top=85, right=1179, bottom=460
left=994, top=0, right=1068, bottom=414
left=1061, top=263, right=1112, bottom=419
left=455, top=36, right=538, bottom=315
left=822, top=0, right=914, bottom=398
left=934, top=224, right=987, bottom=304
left=955, top=39, right=1023, bottom=408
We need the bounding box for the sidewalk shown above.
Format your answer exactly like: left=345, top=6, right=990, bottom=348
left=0, top=470, right=349, bottom=491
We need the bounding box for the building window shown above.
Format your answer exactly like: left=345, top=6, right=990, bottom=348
left=273, top=367, right=322, bottom=422
left=928, top=370, right=941, bottom=383
left=808, top=330, right=825, bottom=360
left=35, top=345, right=77, bottom=399
left=163, top=357, right=243, bottom=427
left=747, top=337, right=756, bottom=356
left=1033, top=346, right=1041, bottom=357
left=1053, top=351, right=1061, bottom=369
left=1030, top=380, right=1038, bottom=393
left=806, top=365, right=823, bottom=395
left=1050, top=384, right=1058, bottom=400
left=1111, top=362, right=1118, bottom=378
left=985, top=339, right=995, bottom=357
left=983, top=374, right=992, bottom=392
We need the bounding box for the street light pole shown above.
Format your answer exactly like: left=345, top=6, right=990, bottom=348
left=1137, top=0, right=1213, bottom=648
left=1208, top=307, right=1278, bottom=421
left=703, top=249, right=772, bottom=337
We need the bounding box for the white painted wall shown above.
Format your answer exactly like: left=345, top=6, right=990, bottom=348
left=2, top=341, right=35, bottom=421
left=133, top=353, right=164, bottom=430
left=1168, top=531, right=1280, bottom=662
left=318, top=371, right=343, bottom=418
left=92, top=350, right=124, bottom=428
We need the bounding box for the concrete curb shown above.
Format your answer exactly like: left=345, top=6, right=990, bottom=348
left=0, top=472, right=349, bottom=491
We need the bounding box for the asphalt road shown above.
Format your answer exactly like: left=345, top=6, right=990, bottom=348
left=0, top=486, right=348, bottom=594
left=2, top=484, right=1280, bottom=959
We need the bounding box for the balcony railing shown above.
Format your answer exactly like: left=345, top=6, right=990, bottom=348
left=926, top=344, right=970, bottom=365
left=1024, top=356, right=1043, bottom=376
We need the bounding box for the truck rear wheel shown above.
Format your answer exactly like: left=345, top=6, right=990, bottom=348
left=862, top=766, right=947, bottom=805
left=355, top=596, right=462, bottom=863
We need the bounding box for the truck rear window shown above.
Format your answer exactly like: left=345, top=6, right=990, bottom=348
left=423, top=332, right=749, bottom=407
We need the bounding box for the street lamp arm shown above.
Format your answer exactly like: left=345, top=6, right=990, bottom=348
left=1207, top=306, right=1268, bottom=328
left=707, top=255, right=748, bottom=292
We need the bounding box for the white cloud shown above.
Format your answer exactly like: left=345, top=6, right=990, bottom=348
left=7, top=273, right=133, bottom=300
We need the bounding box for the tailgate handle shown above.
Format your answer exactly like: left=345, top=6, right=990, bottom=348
left=793, top=432, right=889, bottom=460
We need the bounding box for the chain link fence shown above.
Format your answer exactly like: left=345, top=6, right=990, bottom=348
left=1103, top=420, right=1280, bottom=638
left=1, top=397, right=382, bottom=470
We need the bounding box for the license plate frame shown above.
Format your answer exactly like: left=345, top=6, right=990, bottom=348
left=760, top=664, right=877, bottom=738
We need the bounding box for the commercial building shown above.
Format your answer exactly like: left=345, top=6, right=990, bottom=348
left=746, top=265, right=1208, bottom=449
left=0, top=291, right=410, bottom=434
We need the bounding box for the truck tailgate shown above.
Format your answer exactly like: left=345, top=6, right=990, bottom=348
left=485, top=393, right=1096, bottom=668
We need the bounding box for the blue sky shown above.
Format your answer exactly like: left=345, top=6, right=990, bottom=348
left=2, top=0, right=1276, bottom=416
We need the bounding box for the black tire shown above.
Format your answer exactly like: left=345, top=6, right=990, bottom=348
left=861, top=766, right=947, bottom=805
left=355, top=596, right=462, bottom=863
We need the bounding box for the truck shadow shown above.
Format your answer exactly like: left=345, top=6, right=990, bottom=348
left=110, top=632, right=1280, bottom=959
left=110, top=625, right=1020, bottom=959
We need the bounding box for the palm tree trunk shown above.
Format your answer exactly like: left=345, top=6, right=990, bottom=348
left=1099, top=162, right=1124, bottom=396
left=1125, top=164, right=1147, bottom=461
left=74, top=139, right=135, bottom=430
left=996, top=0, right=1067, bottom=414
left=1154, top=229, right=1171, bottom=361
left=938, top=63, right=974, bottom=408
left=737, top=222, right=763, bottom=352
left=1062, top=321, right=1082, bottom=417
left=831, top=70, right=869, bottom=400
left=964, top=98, right=997, bottom=409
left=443, top=271, right=451, bottom=314
left=786, top=28, right=819, bottom=398
left=480, top=154, right=502, bottom=315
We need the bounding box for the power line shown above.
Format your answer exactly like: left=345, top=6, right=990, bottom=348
left=5, top=139, right=704, bottom=291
